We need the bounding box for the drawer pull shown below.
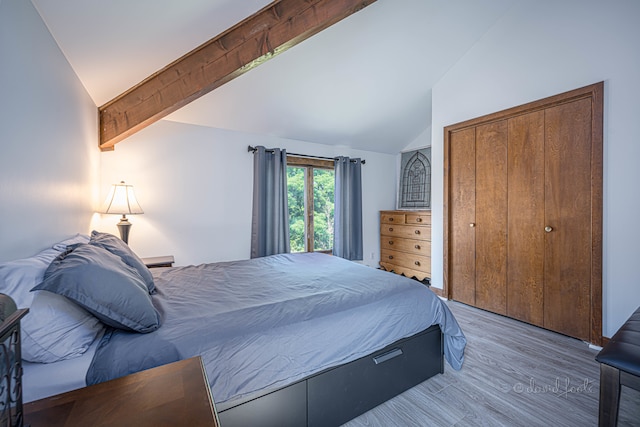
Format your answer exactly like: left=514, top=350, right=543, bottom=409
left=414, top=261, right=421, bottom=266
left=415, top=230, right=420, bottom=235
left=389, top=217, right=394, bottom=222
left=389, top=241, right=394, bottom=245
left=416, top=217, right=422, bottom=222
left=414, top=244, right=420, bottom=250
left=373, top=348, right=403, bottom=365
left=388, top=255, right=394, bottom=260
left=389, top=227, right=394, bottom=232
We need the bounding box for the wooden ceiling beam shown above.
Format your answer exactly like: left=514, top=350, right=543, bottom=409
left=98, top=0, right=377, bottom=151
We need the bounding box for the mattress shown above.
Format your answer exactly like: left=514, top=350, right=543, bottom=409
left=85, top=253, right=466, bottom=410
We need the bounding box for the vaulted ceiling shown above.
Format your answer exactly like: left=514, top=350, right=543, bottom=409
left=32, top=0, right=513, bottom=154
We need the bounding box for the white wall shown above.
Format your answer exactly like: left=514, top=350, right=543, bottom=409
left=429, top=0, right=640, bottom=337
left=98, top=120, right=397, bottom=268
left=403, top=126, right=431, bottom=153
left=0, top=0, right=98, bottom=262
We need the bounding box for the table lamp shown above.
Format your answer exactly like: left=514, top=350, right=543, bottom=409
left=100, top=181, right=144, bottom=244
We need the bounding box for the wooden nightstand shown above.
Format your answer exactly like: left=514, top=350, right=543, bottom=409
left=24, top=357, right=219, bottom=427
left=142, top=255, right=175, bottom=268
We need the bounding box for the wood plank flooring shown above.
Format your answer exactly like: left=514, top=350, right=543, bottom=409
left=343, top=300, right=640, bottom=426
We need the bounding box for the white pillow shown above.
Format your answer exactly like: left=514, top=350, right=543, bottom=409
left=21, top=291, right=103, bottom=363
left=0, top=234, right=90, bottom=308
left=0, top=247, right=59, bottom=308
left=0, top=234, right=101, bottom=363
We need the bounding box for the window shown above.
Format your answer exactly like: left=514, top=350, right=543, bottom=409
left=287, top=157, right=334, bottom=253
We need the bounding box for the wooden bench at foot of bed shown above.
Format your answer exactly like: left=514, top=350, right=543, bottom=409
left=596, top=306, right=640, bottom=427
left=218, top=324, right=443, bottom=427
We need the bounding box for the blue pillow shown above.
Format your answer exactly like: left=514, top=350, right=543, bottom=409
left=89, top=231, right=156, bottom=294
left=32, top=244, right=160, bottom=333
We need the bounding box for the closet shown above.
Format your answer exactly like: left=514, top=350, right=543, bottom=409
left=444, top=82, right=603, bottom=345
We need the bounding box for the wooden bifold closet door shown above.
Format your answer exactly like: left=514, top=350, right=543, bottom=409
left=444, top=83, right=603, bottom=345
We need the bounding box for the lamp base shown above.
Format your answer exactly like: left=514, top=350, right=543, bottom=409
left=116, top=216, right=132, bottom=244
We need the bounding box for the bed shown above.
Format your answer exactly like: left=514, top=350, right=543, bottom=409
left=1, top=233, right=466, bottom=426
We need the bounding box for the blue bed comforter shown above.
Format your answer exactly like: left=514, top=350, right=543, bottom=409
left=86, top=253, right=466, bottom=409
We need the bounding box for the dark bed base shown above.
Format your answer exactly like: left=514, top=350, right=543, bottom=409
left=217, top=324, right=444, bottom=427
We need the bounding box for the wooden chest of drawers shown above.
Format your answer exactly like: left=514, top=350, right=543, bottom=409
left=379, top=210, right=431, bottom=281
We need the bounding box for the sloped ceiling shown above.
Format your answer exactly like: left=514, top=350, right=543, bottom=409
left=32, top=0, right=513, bottom=154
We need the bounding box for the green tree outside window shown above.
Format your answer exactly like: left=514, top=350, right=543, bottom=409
left=287, top=164, right=334, bottom=253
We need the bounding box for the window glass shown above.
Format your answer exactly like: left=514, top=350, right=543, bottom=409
left=313, top=168, right=334, bottom=251
left=287, top=161, right=334, bottom=253
left=287, top=166, right=306, bottom=253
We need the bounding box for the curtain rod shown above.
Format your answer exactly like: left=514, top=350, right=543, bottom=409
left=247, top=145, right=365, bottom=164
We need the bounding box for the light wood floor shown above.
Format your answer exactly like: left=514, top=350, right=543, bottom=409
left=343, top=300, right=640, bottom=426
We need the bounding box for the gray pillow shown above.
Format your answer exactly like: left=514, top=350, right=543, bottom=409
left=32, top=244, right=160, bottom=333
left=89, top=231, right=156, bottom=294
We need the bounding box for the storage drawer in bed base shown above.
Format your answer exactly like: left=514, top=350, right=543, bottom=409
left=217, top=324, right=443, bottom=427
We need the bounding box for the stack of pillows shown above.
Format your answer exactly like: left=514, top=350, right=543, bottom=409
left=0, top=231, right=160, bottom=363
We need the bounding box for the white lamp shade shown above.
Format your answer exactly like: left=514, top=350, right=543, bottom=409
left=100, top=181, right=144, bottom=215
